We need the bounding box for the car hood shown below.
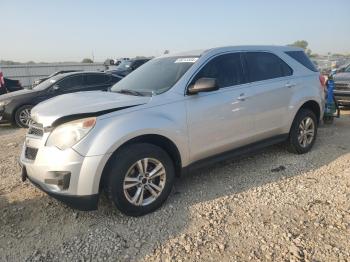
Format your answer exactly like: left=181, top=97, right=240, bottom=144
left=334, top=72, right=350, bottom=82
left=0, top=88, right=39, bottom=101
left=31, top=91, right=151, bottom=127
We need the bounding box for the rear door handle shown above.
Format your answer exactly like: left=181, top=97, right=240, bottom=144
left=237, top=93, right=246, bottom=101
left=285, top=83, right=296, bottom=88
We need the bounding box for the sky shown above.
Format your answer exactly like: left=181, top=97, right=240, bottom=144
left=1, top=0, right=349, bottom=62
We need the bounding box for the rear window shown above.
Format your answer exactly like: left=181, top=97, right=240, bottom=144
left=285, top=51, right=318, bottom=72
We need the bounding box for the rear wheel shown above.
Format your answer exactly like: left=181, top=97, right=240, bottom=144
left=105, top=143, right=175, bottom=216
left=14, top=105, right=33, bottom=128
left=287, top=109, right=317, bottom=154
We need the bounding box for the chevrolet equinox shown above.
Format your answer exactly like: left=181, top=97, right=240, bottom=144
left=20, top=46, right=325, bottom=216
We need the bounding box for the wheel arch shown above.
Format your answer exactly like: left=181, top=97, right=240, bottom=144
left=298, top=100, right=321, bottom=124
left=99, top=134, right=183, bottom=191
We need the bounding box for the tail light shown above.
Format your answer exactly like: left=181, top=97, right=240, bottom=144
left=319, top=74, right=327, bottom=88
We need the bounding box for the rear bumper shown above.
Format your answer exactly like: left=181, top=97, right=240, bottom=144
left=22, top=166, right=99, bottom=211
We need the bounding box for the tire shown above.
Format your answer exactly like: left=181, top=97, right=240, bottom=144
left=14, top=105, right=33, bottom=128
left=105, top=143, right=175, bottom=216
left=287, top=109, right=317, bottom=154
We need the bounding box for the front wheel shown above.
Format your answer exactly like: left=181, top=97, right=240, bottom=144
left=105, top=143, right=175, bottom=216
left=14, top=105, right=33, bottom=128
left=287, top=109, right=317, bottom=154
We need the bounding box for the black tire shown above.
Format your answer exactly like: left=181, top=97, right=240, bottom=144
left=14, top=105, right=33, bottom=128
left=287, top=109, right=317, bottom=154
left=105, top=143, right=175, bottom=216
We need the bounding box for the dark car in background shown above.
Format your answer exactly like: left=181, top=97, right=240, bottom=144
left=334, top=64, right=350, bottom=107
left=0, top=78, right=23, bottom=95
left=32, top=70, right=81, bottom=87
left=0, top=72, right=121, bottom=127
left=106, top=58, right=150, bottom=77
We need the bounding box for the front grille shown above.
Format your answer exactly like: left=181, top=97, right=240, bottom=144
left=25, top=147, right=38, bottom=160
left=28, top=122, right=44, bottom=137
left=335, top=82, right=350, bottom=90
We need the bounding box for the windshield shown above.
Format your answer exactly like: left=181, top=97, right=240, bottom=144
left=116, top=60, right=133, bottom=71
left=111, top=56, right=198, bottom=95
left=33, top=77, right=58, bottom=90
left=345, top=64, right=350, bottom=72
left=48, top=71, right=59, bottom=78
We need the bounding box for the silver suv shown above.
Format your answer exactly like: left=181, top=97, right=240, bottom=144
left=20, top=46, right=325, bottom=216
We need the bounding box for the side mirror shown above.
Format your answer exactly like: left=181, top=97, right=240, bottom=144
left=188, top=78, right=218, bottom=95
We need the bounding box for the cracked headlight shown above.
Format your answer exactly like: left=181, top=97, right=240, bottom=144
left=46, top=117, right=96, bottom=150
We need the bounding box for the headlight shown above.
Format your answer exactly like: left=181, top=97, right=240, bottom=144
left=46, top=117, right=96, bottom=150
left=0, top=100, right=11, bottom=107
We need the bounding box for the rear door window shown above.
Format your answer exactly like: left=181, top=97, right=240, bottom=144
left=191, top=53, right=246, bottom=88
left=244, top=52, right=293, bottom=82
left=85, top=74, right=110, bottom=85
left=285, top=51, right=318, bottom=72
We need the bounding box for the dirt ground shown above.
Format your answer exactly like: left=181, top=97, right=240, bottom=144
left=0, top=111, right=350, bottom=262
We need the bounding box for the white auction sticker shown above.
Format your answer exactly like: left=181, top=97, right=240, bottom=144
left=174, top=57, right=199, bottom=63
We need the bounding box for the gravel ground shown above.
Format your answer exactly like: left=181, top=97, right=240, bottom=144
left=1, top=111, right=350, bottom=262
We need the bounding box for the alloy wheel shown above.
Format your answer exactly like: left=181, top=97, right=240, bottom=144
left=298, top=116, right=315, bottom=148
left=123, top=158, right=166, bottom=206
left=19, top=108, right=32, bottom=127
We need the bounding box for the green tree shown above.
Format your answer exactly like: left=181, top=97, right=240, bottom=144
left=81, top=58, right=93, bottom=63
left=289, top=40, right=308, bottom=50
left=288, top=40, right=312, bottom=56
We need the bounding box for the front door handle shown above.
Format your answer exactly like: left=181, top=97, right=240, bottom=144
left=237, top=93, right=246, bottom=101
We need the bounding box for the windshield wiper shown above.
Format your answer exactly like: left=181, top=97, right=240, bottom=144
left=116, top=89, right=144, bottom=96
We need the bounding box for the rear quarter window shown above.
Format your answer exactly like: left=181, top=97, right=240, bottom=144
left=285, top=51, right=318, bottom=72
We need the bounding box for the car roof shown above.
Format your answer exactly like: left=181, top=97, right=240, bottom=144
left=57, top=71, right=106, bottom=77
left=50, top=71, right=107, bottom=81
left=165, top=45, right=304, bottom=58
left=129, top=58, right=151, bottom=62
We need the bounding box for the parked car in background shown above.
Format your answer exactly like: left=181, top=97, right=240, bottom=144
left=0, top=77, right=23, bottom=95
left=19, top=46, right=324, bottom=216
left=104, top=58, right=129, bottom=70
left=106, top=58, right=150, bottom=77
left=335, top=63, right=350, bottom=74
left=113, top=58, right=129, bottom=67
left=334, top=64, right=350, bottom=107
left=0, top=72, right=121, bottom=127
left=32, top=70, right=81, bottom=87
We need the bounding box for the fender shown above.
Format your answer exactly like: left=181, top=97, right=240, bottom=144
left=72, top=101, right=189, bottom=194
